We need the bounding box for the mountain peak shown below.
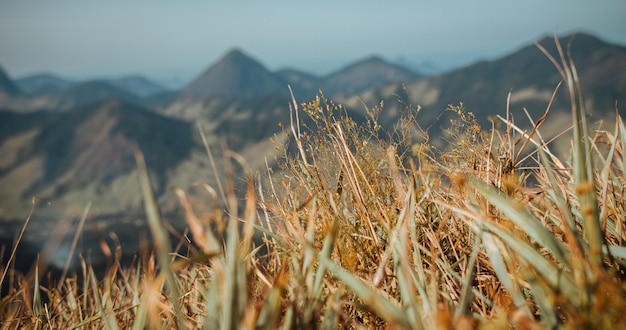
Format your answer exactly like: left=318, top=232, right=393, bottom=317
left=182, top=48, right=288, bottom=99
left=222, top=48, right=255, bottom=61
left=536, top=31, right=603, bottom=46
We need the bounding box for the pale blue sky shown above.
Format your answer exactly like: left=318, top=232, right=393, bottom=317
left=1, top=0, right=625, bottom=85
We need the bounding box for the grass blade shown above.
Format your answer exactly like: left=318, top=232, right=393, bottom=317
left=470, top=177, right=568, bottom=264
left=317, top=250, right=412, bottom=329
left=133, top=147, right=185, bottom=329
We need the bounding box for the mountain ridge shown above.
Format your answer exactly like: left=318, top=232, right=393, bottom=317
left=15, top=73, right=75, bottom=96
left=333, top=32, right=626, bottom=155
left=176, top=49, right=423, bottom=102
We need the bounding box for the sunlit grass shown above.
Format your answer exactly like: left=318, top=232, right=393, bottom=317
left=2, top=36, right=625, bottom=329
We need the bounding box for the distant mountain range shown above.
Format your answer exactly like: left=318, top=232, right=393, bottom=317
left=0, top=74, right=172, bottom=112
left=1, top=50, right=420, bottom=111
left=0, top=31, right=624, bottom=273
left=178, top=48, right=421, bottom=101
left=336, top=33, right=626, bottom=148
left=14, top=74, right=170, bottom=98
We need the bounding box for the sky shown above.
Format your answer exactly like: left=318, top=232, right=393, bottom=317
left=1, top=0, right=625, bottom=87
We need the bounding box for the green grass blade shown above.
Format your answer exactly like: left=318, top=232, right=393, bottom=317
left=525, top=270, right=558, bottom=328
left=133, top=147, right=185, bottom=329
left=605, top=245, right=626, bottom=260
left=481, top=232, right=529, bottom=313
left=538, top=149, right=580, bottom=243
left=321, top=289, right=341, bottom=330
left=317, top=251, right=412, bottom=329
left=33, top=258, right=42, bottom=329
left=454, top=232, right=481, bottom=321
left=475, top=218, right=578, bottom=300
left=619, top=115, right=626, bottom=176
left=470, top=178, right=569, bottom=264
left=89, top=266, right=119, bottom=330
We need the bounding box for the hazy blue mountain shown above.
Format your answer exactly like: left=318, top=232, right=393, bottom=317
left=109, top=75, right=169, bottom=97
left=182, top=48, right=289, bottom=100
left=277, top=56, right=423, bottom=98
left=15, top=73, right=75, bottom=96
left=174, top=49, right=425, bottom=103
left=49, top=79, right=144, bottom=110
left=322, top=56, right=422, bottom=96
left=0, top=75, right=144, bottom=112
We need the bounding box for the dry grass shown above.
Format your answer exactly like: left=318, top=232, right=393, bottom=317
left=2, top=37, right=626, bottom=329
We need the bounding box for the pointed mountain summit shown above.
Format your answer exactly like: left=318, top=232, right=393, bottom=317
left=182, top=48, right=288, bottom=99
left=323, top=55, right=421, bottom=96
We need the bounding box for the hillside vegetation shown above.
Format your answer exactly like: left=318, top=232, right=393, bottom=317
left=2, top=38, right=626, bottom=329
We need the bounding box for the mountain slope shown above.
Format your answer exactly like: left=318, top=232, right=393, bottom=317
left=0, top=99, right=196, bottom=219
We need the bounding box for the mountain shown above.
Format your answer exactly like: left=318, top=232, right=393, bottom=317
left=182, top=49, right=289, bottom=100
left=0, top=79, right=147, bottom=112
left=15, top=73, right=75, bottom=96
left=0, top=66, right=22, bottom=96
left=277, top=56, right=423, bottom=98
left=337, top=32, right=626, bottom=148
left=173, top=49, right=425, bottom=104
left=48, top=79, right=145, bottom=111
left=109, top=75, right=169, bottom=97
left=0, top=99, right=196, bottom=219
left=15, top=73, right=168, bottom=100
left=323, top=56, right=421, bottom=96
left=9, top=74, right=171, bottom=111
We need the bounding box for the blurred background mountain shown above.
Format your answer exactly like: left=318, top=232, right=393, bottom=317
left=0, top=31, right=624, bottom=272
